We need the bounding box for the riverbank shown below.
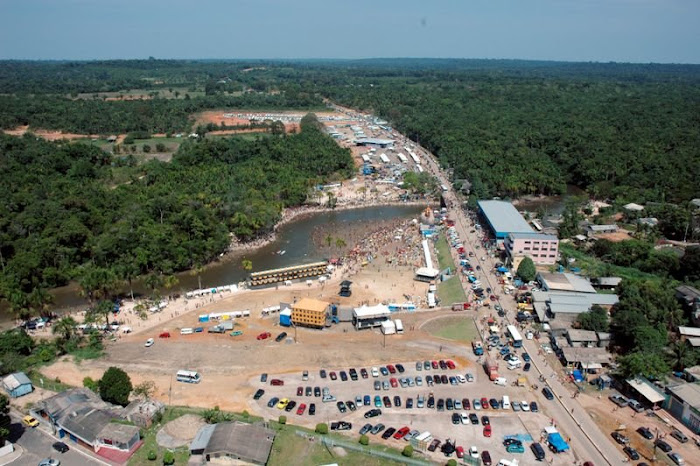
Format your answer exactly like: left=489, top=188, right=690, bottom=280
left=225, top=198, right=435, bottom=258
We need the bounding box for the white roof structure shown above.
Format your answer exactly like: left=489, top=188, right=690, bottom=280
left=415, top=267, right=439, bottom=278
left=678, top=326, right=700, bottom=338
left=626, top=378, right=665, bottom=404
left=353, top=304, right=390, bottom=319
left=624, top=203, right=645, bottom=212
left=537, top=272, right=597, bottom=294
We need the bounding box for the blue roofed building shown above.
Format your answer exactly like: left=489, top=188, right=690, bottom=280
left=477, top=200, right=534, bottom=242
left=2, top=372, right=33, bottom=398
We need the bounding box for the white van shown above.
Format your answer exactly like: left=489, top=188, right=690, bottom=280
left=502, top=396, right=511, bottom=409
left=494, top=377, right=508, bottom=386
left=180, top=328, right=194, bottom=335
left=507, top=360, right=521, bottom=370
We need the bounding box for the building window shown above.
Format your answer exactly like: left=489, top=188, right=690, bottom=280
left=524, top=247, right=530, bottom=251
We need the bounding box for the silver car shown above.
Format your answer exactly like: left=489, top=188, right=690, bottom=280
left=382, top=380, right=390, bottom=390
left=415, top=376, right=423, bottom=386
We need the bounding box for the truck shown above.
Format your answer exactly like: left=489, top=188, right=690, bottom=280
left=395, top=319, right=404, bottom=334
left=472, top=341, right=484, bottom=356
left=484, top=357, right=499, bottom=381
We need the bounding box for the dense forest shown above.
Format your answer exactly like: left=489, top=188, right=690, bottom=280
left=2, top=59, right=698, bottom=202
left=0, top=117, right=353, bottom=316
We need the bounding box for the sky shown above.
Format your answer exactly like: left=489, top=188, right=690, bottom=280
left=0, top=0, right=698, bottom=63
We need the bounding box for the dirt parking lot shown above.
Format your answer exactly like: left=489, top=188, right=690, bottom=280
left=254, top=359, right=576, bottom=465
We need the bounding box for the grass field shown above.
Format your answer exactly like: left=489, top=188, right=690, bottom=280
left=437, top=276, right=467, bottom=304
left=434, top=234, right=454, bottom=271
left=434, top=233, right=467, bottom=304
left=267, top=425, right=407, bottom=466
left=422, top=315, right=478, bottom=342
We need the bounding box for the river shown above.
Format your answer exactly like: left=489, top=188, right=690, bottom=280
left=29, top=204, right=425, bottom=315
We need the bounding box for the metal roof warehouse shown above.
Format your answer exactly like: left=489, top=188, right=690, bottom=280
left=477, top=200, right=533, bottom=239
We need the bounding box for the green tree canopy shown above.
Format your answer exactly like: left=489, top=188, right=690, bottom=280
left=576, top=305, right=609, bottom=333
left=516, top=257, right=536, bottom=282
left=98, top=367, right=133, bottom=406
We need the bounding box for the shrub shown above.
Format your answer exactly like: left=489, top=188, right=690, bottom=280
left=315, top=423, right=328, bottom=434
left=447, top=460, right=457, bottom=466
left=83, top=376, right=99, bottom=392
left=147, top=451, right=157, bottom=461
left=359, top=434, right=369, bottom=445
left=402, top=445, right=413, bottom=457
left=162, top=450, right=174, bottom=465
left=278, top=415, right=287, bottom=425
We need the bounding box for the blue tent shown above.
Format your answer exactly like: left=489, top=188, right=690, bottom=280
left=497, top=266, right=508, bottom=273
left=572, top=370, right=584, bottom=382
left=547, top=433, right=570, bottom=453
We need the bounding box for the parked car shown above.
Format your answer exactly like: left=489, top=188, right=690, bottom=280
left=52, top=441, right=70, bottom=453
left=481, top=415, right=490, bottom=425
left=364, top=408, right=382, bottom=418
left=481, top=450, right=492, bottom=465
left=623, top=446, right=640, bottom=460
left=339, top=371, right=348, bottom=381
left=349, top=368, right=358, bottom=380
left=637, top=426, right=654, bottom=439
left=655, top=439, right=672, bottom=452
left=393, top=426, right=410, bottom=440
left=670, top=429, right=689, bottom=443
left=309, top=403, right=316, bottom=415
left=320, top=369, right=327, bottom=379
left=260, top=373, right=268, bottom=382
left=296, top=403, right=306, bottom=415
left=483, top=425, right=492, bottom=437
left=314, top=386, right=321, bottom=397
left=542, top=387, right=554, bottom=400
left=668, top=452, right=685, bottom=465
left=360, top=368, right=369, bottom=379
left=628, top=399, right=644, bottom=412
left=253, top=389, right=265, bottom=400
left=360, top=423, right=372, bottom=435
left=530, top=442, right=545, bottom=460
left=275, top=332, right=287, bottom=342
left=267, top=397, right=279, bottom=408
left=336, top=401, right=347, bottom=413
left=331, top=421, right=352, bottom=431
left=256, top=332, right=271, bottom=340
left=23, top=415, right=39, bottom=427
left=370, top=423, right=385, bottom=435
left=530, top=401, right=539, bottom=412
left=611, top=431, right=629, bottom=445
left=144, top=338, right=154, bottom=347
left=329, top=371, right=337, bottom=380
left=284, top=400, right=296, bottom=412
left=469, top=413, right=479, bottom=425
left=158, top=331, right=171, bottom=338
left=382, top=427, right=396, bottom=440
left=427, top=438, right=441, bottom=452
left=270, top=379, right=284, bottom=386
left=396, top=364, right=405, bottom=373
left=296, top=386, right=303, bottom=396
left=507, top=443, right=525, bottom=453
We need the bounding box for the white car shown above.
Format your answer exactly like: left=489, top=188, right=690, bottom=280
left=39, top=460, right=60, bottom=466
left=145, top=338, right=154, bottom=347
left=469, top=446, right=479, bottom=458
left=521, top=401, right=530, bottom=411
left=460, top=413, right=469, bottom=424
left=456, top=375, right=466, bottom=384
left=466, top=373, right=474, bottom=382
left=371, top=367, right=379, bottom=377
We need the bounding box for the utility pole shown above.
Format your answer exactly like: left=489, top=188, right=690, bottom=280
left=652, top=427, right=659, bottom=463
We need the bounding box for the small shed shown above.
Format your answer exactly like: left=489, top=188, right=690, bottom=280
left=381, top=320, right=396, bottom=335
left=279, top=308, right=292, bottom=327
left=2, top=372, right=33, bottom=398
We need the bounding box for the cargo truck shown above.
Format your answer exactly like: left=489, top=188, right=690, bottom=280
left=484, top=357, right=499, bottom=381
left=472, top=341, right=484, bottom=356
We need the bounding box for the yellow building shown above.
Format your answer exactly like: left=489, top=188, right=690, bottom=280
left=292, top=298, right=329, bottom=328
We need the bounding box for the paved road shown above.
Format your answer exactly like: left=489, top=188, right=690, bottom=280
left=409, top=137, right=626, bottom=465
left=8, top=412, right=106, bottom=466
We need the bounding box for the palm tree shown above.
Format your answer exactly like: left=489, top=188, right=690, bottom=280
left=335, top=237, right=347, bottom=259
left=52, top=316, right=78, bottom=342
left=163, top=275, right=179, bottom=300
left=190, top=264, right=205, bottom=290
left=325, top=234, right=333, bottom=259
left=241, top=259, right=253, bottom=271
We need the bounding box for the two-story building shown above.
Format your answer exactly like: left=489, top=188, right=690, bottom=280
left=505, top=232, right=559, bottom=267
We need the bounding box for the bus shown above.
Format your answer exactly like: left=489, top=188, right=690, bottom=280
left=506, top=325, right=523, bottom=348
left=176, top=370, right=201, bottom=384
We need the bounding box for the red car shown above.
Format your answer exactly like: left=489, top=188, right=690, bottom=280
left=481, top=450, right=492, bottom=466
left=483, top=425, right=492, bottom=437
left=393, top=426, right=410, bottom=440
left=329, top=371, right=337, bottom=380
left=296, top=387, right=303, bottom=396
left=481, top=397, right=489, bottom=410
left=296, top=403, right=306, bottom=415
left=390, top=378, right=398, bottom=388
left=446, top=360, right=456, bottom=370
left=158, top=332, right=171, bottom=338
left=256, top=332, right=271, bottom=340
left=431, top=360, right=439, bottom=369
left=490, top=295, right=497, bottom=301
left=456, top=446, right=464, bottom=458
left=270, top=379, right=284, bottom=386
left=387, top=365, right=396, bottom=374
